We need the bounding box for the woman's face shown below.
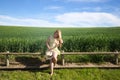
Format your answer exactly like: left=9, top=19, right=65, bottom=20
left=54, top=32, right=59, bottom=38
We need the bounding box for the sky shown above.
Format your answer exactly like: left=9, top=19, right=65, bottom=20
left=0, top=0, right=120, bottom=27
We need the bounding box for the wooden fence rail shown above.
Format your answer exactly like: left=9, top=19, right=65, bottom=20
left=0, top=51, right=41, bottom=66
left=61, top=51, right=120, bottom=65
left=0, top=51, right=120, bottom=68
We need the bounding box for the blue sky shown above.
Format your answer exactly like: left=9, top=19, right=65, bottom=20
left=0, top=0, right=120, bottom=27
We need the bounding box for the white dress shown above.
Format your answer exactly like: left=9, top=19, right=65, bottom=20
left=46, top=35, right=60, bottom=56
left=49, top=35, right=60, bottom=55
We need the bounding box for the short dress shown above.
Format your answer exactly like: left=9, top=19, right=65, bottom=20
left=47, top=35, right=61, bottom=55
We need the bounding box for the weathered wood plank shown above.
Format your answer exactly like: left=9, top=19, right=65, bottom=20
left=0, top=65, right=49, bottom=69
left=61, top=51, right=120, bottom=65
left=6, top=54, right=9, bottom=66
left=0, top=52, right=41, bottom=67
left=0, top=51, right=119, bottom=68
left=61, top=52, right=120, bottom=55
left=0, top=52, right=41, bottom=55
left=0, top=63, right=120, bottom=69
left=115, top=54, right=119, bottom=64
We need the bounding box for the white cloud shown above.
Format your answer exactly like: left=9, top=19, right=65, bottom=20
left=0, top=15, right=73, bottom=27
left=55, top=12, right=120, bottom=27
left=0, top=12, right=120, bottom=27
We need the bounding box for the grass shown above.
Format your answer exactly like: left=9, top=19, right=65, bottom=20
left=0, top=26, right=120, bottom=80
left=0, top=69, right=120, bottom=80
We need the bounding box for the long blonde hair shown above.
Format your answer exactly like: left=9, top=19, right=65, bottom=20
left=54, top=30, right=63, bottom=47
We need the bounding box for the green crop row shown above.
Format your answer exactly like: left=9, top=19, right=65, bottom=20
left=0, top=26, right=120, bottom=53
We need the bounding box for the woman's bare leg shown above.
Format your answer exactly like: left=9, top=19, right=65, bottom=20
left=52, top=52, right=58, bottom=66
left=50, top=52, right=58, bottom=76
left=50, top=59, right=54, bottom=76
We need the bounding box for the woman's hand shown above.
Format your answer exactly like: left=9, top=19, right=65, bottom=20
left=49, top=42, right=58, bottom=51
left=48, top=48, right=52, bottom=51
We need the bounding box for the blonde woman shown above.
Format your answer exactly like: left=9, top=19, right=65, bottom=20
left=46, top=30, right=63, bottom=76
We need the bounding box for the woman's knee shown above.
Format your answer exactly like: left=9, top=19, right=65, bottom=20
left=52, top=52, right=58, bottom=58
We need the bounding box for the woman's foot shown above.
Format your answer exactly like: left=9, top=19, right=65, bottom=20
left=50, top=72, right=53, bottom=76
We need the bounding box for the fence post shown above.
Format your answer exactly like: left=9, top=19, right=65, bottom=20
left=62, top=54, right=64, bottom=66
left=6, top=51, right=9, bottom=66
left=61, top=51, right=65, bottom=66
left=115, top=51, right=119, bottom=65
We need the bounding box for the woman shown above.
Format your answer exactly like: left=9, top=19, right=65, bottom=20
left=46, top=30, right=63, bottom=76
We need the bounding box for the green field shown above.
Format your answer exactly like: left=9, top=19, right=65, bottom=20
left=0, top=26, right=120, bottom=53
left=0, top=69, right=120, bottom=80
left=0, top=26, right=120, bottom=80
left=0, top=26, right=120, bottom=63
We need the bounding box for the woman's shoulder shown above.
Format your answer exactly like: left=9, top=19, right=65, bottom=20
left=47, top=35, right=52, bottom=39
left=48, top=35, right=54, bottom=41
left=49, top=35, right=53, bottom=39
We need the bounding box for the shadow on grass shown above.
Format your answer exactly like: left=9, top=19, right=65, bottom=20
left=15, top=56, right=45, bottom=67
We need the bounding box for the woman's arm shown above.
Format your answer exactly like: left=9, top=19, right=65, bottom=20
left=46, top=37, right=51, bottom=50
left=59, top=38, right=63, bottom=48
left=50, top=42, right=58, bottom=50
left=46, top=37, right=58, bottom=51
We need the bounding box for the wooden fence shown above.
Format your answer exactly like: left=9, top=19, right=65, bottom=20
left=61, top=51, right=120, bottom=65
left=0, top=51, right=120, bottom=69
left=0, top=51, right=41, bottom=67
